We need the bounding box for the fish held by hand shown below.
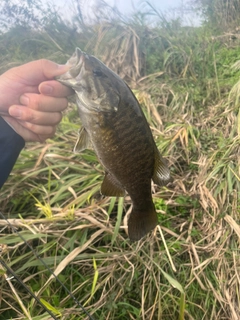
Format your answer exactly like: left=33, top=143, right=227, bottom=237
left=56, top=48, right=170, bottom=241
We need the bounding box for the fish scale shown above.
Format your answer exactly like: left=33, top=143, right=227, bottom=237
left=96, top=112, right=154, bottom=188
left=56, top=48, right=170, bottom=241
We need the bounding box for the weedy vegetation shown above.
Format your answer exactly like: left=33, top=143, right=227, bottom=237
left=0, top=0, right=239, bottom=319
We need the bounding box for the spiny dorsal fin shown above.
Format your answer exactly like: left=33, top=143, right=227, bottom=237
left=101, top=172, right=125, bottom=197
left=152, top=148, right=170, bottom=186
left=73, top=127, right=92, bottom=153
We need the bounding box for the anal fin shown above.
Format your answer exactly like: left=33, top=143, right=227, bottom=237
left=101, top=172, right=125, bottom=197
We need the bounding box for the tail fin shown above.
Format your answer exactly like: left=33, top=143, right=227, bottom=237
left=127, top=204, right=158, bottom=241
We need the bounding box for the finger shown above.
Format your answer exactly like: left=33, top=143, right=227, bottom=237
left=10, top=93, right=68, bottom=113
left=37, top=134, right=56, bottom=142
left=2, top=116, right=41, bottom=142
left=0, top=111, right=10, bottom=116
left=39, top=80, right=74, bottom=97
left=17, top=120, right=57, bottom=137
left=40, top=59, right=70, bottom=79
left=9, top=105, right=62, bottom=125
left=13, top=59, right=70, bottom=85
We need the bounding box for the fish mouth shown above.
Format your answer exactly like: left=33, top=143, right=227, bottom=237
left=56, top=47, right=87, bottom=85
left=68, top=47, right=85, bottom=70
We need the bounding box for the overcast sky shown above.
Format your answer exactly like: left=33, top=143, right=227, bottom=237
left=49, top=0, right=198, bottom=26
left=51, top=0, right=187, bottom=19
left=55, top=0, right=184, bottom=12
left=102, top=0, right=183, bottom=13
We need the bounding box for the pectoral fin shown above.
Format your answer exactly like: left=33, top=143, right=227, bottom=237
left=101, top=172, right=125, bottom=197
left=152, top=148, right=170, bottom=186
left=73, top=127, right=92, bottom=153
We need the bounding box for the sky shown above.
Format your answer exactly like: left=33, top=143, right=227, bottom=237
left=99, top=0, right=183, bottom=13
left=50, top=0, right=196, bottom=25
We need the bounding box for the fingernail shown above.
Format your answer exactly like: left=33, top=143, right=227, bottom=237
left=57, top=64, right=70, bottom=73
left=20, top=95, right=29, bottom=106
left=9, top=106, right=22, bottom=118
left=41, top=85, right=53, bottom=95
left=57, top=64, right=69, bottom=70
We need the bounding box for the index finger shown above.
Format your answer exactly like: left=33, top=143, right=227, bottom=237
left=39, top=80, right=75, bottom=98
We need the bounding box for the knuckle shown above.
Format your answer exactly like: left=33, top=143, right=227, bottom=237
left=44, top=126, right=56, bottom=138
left=50, top=126, right=57, bottom=136
left=55, top=112, right=62, bottom=124
left=25, top=110, right=38, bottom=123
left=31, top=96, right=40, bottom=110
left=60, top=98, right=68, bottom=108
left=45, top=125, right=56, bottom=136
left=25, top=94, right=41, bottom=111
left=32, top=96, right=43, bottom=111
left=39, top=59, right=49, bottom=69
left=25, top=122, right=34, bottom=131
left=48, top=112, right=62, bottom=125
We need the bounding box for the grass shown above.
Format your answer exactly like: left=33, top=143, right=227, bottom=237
left=0, top=1, right=240, bottom=319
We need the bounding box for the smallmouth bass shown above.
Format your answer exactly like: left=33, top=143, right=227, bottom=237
left=57, top=48, right=170, bottom=241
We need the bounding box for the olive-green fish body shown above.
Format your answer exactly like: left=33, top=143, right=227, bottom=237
left=57, top=48, right=170, bottom=241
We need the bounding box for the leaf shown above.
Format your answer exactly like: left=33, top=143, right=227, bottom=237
left=0, top=232, right=47, bottom=245
left=40, top=298, right=62, bottom=316
left=111, top=197, right=124, bottom=244
left=160, top=268, right=184, bottom=294
left=91, top=257, right=99, bottom=297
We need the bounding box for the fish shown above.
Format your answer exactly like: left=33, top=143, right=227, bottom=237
left=56, top=47, right=170, bottom=241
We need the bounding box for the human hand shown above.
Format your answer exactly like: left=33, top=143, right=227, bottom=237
left=0, top=59, right=74, bottom=142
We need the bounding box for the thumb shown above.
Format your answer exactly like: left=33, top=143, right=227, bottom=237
left=39, top=59, right=70, bottom=79
left=12, top=59, right=70, bottom=84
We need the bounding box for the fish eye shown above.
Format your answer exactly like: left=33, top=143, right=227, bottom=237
left=93, top=69, right=104, bottom=77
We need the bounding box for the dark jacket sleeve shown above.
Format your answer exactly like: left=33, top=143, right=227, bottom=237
left=0, top=117, right=25, bottom=188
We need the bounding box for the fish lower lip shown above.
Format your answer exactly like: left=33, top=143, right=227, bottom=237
left=74, top=53, right=85, bottom=73
left=80, top=51, right=89, bottom=64
left=79, top=54, right=85, bottom=65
